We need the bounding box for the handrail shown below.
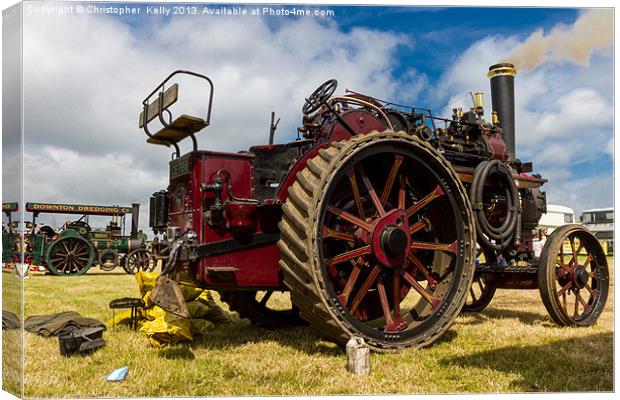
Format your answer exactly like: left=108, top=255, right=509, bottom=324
left=140, top=70, right=214, bottom=154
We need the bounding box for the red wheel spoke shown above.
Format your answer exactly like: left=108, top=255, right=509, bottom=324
left=573, top=290, right=580, bottom=317
left=403, top=271, right=440, bottom=309
left=358, top=166, right=385, bottom=216
left=326, top=206, right=372, bottom=232
left=347, top=170, right=366, bottom=220
left=322, top=226, right=356, bottom=243
left=557, top=259, right=571, bottom=273
left=339, top=259, right=364, bottom=304
left=405, top=185, right=444, bottom=218
left=583, top=253, right=594, bottom=269
left=398, top=175, right=407, bottom=210
left=393, top=271, right=401, bottom=321
left=380, top=155, right=404, bottom=207
left=556, top=281, right=573, bottom=298
left=349, top=265, right=381, bottom=314
left=410, top=240, right=457, bottom=254
left=325, top=245, right=371, bottom=266
left=577, top=291, right=588, bottom=308
left=408, top=253, right=433, bottom=283
left=409, top=218, right=429, bottom=236
left=376, top=277, right=395, bottom=327
left=568, top=243, right=584, bottom=267
left=569, top=238, right=577, bottom=266
left=582, top=282, right=594, bottom=297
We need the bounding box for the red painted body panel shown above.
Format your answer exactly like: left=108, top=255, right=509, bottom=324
left=198, top=243, right=282, bottom=288
left=166, top=151, right=283, bottom=288
left=277, top=110, right=386, bottom=203
left=166, top=111, right=387, bottom=290
left=484, top=132, right=508, bottom=160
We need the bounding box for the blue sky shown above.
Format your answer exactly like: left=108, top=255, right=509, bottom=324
left=11, top=2, right=613, bottom=230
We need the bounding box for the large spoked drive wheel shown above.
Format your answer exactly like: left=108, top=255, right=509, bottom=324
left=278, top=131, right=476, bottom=351
left=219, top=291, right=305, bottom=329
left=538, top=224, right=609, bottom=326
left=47, top=236, right=95, bottom=276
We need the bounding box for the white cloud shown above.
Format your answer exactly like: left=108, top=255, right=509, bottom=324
left=431, top=26, right=613, bottom=214
left=21, top=12, right=413, bottom=230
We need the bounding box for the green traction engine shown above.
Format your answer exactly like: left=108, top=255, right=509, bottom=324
left=2, top=202, right=20, bottom=265
left=24, top=202, right=152, bottom=276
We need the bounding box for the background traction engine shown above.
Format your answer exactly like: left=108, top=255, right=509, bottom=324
left=142, top=66, right=608, bottom=352
left=2, top=202, right=20, bottom=266
left=24, top=203, right=152, bottom=276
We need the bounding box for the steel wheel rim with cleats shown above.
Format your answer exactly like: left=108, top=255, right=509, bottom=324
left=538, top=224, right=609, bottom=326
left=278, top=131, right=476, bottom=351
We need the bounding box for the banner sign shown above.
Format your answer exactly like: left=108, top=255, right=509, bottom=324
left=25, top=202, right=131, bottom=216
left=2, top=202, right=19, bottom=212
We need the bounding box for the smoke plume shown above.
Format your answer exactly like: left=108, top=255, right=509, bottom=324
left=502, top=9, right=613, bottom=71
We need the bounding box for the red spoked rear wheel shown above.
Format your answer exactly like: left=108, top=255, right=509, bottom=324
left=278, top=131, right=475, bottom=351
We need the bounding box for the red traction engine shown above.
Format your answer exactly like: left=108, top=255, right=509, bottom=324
left=140, top=65, right=608, bottom=352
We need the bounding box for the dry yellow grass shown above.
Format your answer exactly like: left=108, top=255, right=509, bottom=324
left=2, top=270, right=23, bottom=396
left=1, top=260, right=614, bottom=397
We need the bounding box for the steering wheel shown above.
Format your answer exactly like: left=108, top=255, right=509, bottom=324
left=67, top=220, right=91, bottom=235
left=302, top=79, right=338, bottom=115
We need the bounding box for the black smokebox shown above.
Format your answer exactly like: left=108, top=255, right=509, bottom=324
left=488, top=63, right=516, bottom=159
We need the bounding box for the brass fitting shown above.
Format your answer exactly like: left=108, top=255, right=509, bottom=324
left=487, top=63, right=517, bottom=78
left=491, top=111, right=500, bottom=125
left=473, top=92, right=484, bottom=110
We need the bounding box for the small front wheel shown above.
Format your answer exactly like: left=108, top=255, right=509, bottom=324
left=123, top=249, right=152, bottom=274
left=462, top=274, right=496, bottom=313
left=538, top=225, right=609, bottom=326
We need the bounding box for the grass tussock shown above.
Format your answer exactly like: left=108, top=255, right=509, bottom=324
left=1, top=259, right=613, bottom=397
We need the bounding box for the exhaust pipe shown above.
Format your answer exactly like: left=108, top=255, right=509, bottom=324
left=131, top=203, right=140, bottom=238
left=488, top=63, right=517, bottom=159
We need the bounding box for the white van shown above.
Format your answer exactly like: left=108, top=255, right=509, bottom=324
left=537, top=204, right=575, bottom=233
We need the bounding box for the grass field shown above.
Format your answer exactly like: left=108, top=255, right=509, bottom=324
left=2, top=259, right=614, bottom=397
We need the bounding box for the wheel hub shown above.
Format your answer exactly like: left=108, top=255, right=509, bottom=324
left=380, top=226, right=408, bottom=256
left=370, top=210, right=409, bottom=268
left=573, top=267, right=589, bottom=289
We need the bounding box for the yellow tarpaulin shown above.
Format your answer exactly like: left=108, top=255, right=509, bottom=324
left=108, top=272, right=235, bottom=347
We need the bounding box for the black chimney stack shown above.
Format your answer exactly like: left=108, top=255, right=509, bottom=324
left=488, top=63, right=517, bottom=159
left=131, top=203, right=140, bottom=238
